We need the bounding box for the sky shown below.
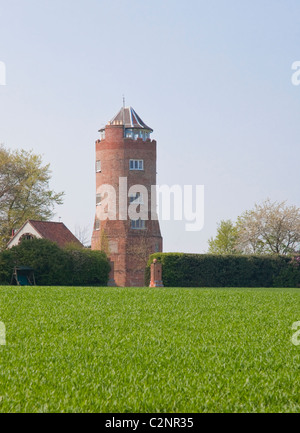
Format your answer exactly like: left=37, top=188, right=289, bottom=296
left=0, top=0, right=299, bottom=252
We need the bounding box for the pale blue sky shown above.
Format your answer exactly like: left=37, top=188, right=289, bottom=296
left=0, top=0, right=299, bottom=252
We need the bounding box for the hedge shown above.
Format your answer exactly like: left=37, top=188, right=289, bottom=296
left=145, top=253, right=300, bottom=288
left=0, top=238, right=110, bottom=286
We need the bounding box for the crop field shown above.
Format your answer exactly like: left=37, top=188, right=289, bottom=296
left=0, top=286, right=300, bottom=413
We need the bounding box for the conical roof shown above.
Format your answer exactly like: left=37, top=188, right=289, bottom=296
left=108, top=106, right=153, bottom=132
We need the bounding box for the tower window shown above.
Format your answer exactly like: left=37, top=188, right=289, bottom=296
left=131, top=219, right=146, bottom=229
left=125, top=129, right=151, bottom=141
left=129, top=159, right=144, bottom=171
left=129, top=192, right=143, bottom=204
left=95, top=219, right=100, bottom=231
left=96, top=160, right=101, bottom=172
left=96, top=193, right=101, bottom=205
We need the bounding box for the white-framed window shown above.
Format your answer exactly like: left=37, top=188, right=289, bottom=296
left=131, top=219, right=146, bottom=229
left=100, top=130, right=105, bottom=140
left=129, top=192, right=144, bottom=204
left=96, top=193, right=101, bottom=205
left=129, top=159, right=144, bottom=171
left=95, top=219, right=100, bottom=231
left=96, top=160, right=101, bottom=172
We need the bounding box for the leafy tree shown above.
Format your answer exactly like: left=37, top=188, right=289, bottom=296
left=236, top=199, right=300, bottom=255
left=208, top=220, right=240, bottom=254
left=0, top=145, right=64, bottom=250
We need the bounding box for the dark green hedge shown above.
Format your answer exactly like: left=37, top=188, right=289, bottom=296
left=0, top=238, right=110, bottom=286
left=145, top=253, right=300, bottom=288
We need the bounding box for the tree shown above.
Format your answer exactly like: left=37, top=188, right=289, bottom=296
left=208, top=219, right=240, bottom=254
left=0, top=145, right=64, bottom=250
left=236, top=199, right=300, bottom=255
left=74, top=224, right=91, bottom=247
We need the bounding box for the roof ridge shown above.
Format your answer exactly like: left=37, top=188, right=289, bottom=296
left=108, top=106, right=153, bottom=131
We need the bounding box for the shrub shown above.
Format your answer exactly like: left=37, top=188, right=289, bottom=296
left=146, top=253, right=300, bottom=288
left=64, top=244, right=110, bottom=286
left=0, top=249, right=15, bottom=284
left=0, top=238, right=110, bottom=286
left=5, top=238, right=70, bottom=285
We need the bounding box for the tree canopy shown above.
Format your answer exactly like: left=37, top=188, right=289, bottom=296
left=207, top=220, right=240, bottom=254
left=0, top=145, right=64, bottom=250
left=209, top=200, right=300, bottom=256
left=236, top=199, right=300, bottom=255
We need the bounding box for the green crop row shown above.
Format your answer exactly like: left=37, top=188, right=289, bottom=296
left=0, top=286, right=300, bottom=412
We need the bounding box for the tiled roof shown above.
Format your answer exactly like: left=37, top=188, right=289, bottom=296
left=28, top=220, right=82, bottom=248
left=106, top=106, right=153, bottom=131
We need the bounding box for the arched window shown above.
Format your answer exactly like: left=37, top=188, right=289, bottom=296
left=19, top=233, right=35, bottom=243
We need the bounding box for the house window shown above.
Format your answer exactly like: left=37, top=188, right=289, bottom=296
left=129, top=192, right=144, bottom=204
left=96, top=160, right=101, bottom=172
left=96, top=193, right=101, bottom=205
left=131, top=219, right=146, bottom=229
left=129, top=159, right=144, bottom=171
left=20, top=233, right=34, bottom=243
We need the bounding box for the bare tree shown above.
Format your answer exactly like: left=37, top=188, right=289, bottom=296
left=74, top=225, right=91, bottom=247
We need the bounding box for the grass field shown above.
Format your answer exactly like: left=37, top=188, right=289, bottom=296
left=0, top=286, right=300, bottom=413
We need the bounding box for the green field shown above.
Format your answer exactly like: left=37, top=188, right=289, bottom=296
left=0, top=286, right=300, bottom=413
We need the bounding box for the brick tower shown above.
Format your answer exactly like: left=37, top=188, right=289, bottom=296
left=91, top=106, right=163, bottom=287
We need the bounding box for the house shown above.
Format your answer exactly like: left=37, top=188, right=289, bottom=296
left=7, top=220, right=82, bottom=249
